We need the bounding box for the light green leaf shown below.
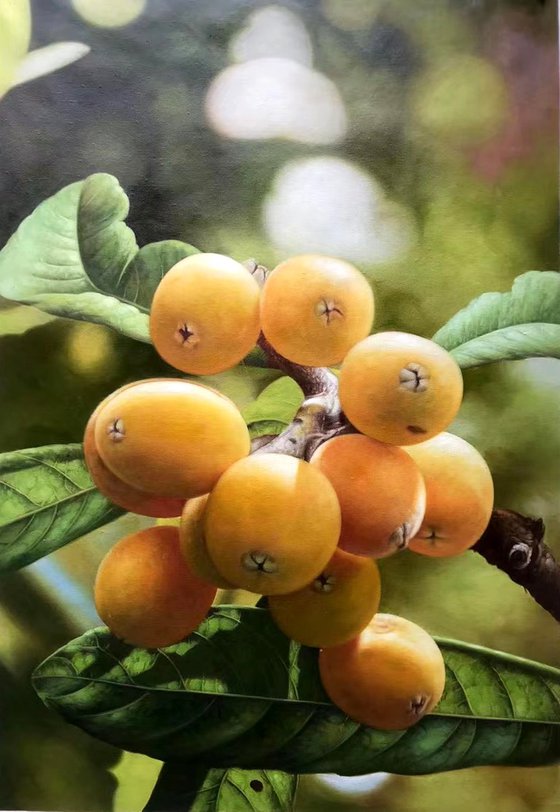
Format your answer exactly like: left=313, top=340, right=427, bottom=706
left=0, top=174, right=198, bottom=343
left=0, top=174, right=145, bottom=339
left=0, top=0, right=31, bottom=95
left=433, top=271, right=560, bottom=368
left=248, top=421, right=286, bottom=441
left=242, top=377, right=303, bottom=427
left=0, top=444, right=123, bottom=572
left=144, top=764, right=297, bottom=812
left=0, top=299, right=57, bottom=336
left=196, top=368, right=281, bottom=413
left=34, top=606, right=560, bottom=776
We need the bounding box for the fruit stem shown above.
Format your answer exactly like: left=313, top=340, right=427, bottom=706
left=254, top=331, right=352, bottom=460
left=247, top=259, right=354, bottom=460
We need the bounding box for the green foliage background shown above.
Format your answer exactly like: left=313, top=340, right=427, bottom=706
left=0, top=0, right=558, bottom=810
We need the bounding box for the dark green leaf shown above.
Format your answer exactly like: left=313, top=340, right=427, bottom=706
left=0, top=444, right=123, bottom=572
left=433, top=271, right=560, bottom=368
left=242, top=377, right=303, bottom=428
left=122, top=240, right=198, bottom=309
left=33, top=606, right=560, bottom=776
left=240, top=347, right=269, bottom=368
left=144, top=763, right=297, bottom=812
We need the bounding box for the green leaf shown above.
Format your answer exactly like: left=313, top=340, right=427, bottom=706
left=198, top=368, right=282, bottom=414
left=0, top=300, right=56, bottom=336
left=144, top=763, right=297, bottom=812
left=433, top=271, right=560, bottom=368
left=33, top=606, right=560, bottom=776
left=0, top=174, right=196, bottom=343
left=241, top=347, right=269, bottom=368
left=242, top=377, right=303, bottom=428
left=248, top=421, right=286, bottom=441
left=0, top=444, right=123, bottom=572
left=121, top=240, right=198, bottom=309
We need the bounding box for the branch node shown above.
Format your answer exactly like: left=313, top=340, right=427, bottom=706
left=508, top=543, right=532, bottom=570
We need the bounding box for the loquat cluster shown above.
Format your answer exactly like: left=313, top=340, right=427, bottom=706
left=85, top=252, right=494, bottom=731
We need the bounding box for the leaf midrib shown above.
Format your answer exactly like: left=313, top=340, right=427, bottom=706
left=448, top=321, right=560, bottom=351
left=436, top=320, right=560, bottom=352
left=0, top=480, right=105, bottom=530
left=31, top=672, right=560, bottom=726
left=38, top=609, right=560, bottom=680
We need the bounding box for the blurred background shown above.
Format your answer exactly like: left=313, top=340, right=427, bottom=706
left=0, top=0, right=558, bottom=809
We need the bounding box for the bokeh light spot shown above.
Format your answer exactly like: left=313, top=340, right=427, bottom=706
left=72, top=0, right=146, bottom=29
left=66, top=322, right=116, bottom=379
left=205, top=58, right=347, bottom=145
left=231, top=5, right=313, bottom=66
left=321, top=0, right=383, bottom=32
left=263, top=156, right=416, bottom=263
left=413, top=54, right=508, bottom=144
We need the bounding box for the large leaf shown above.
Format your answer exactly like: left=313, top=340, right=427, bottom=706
left=0, top=173, right=195, bottom=342
left=33, top=606, right=560, bottom=776
left=433, top=271, right=560, bottom=368
left=0, top=444, right=123, bottom=572
left=144, top=763, right=297, bottom=812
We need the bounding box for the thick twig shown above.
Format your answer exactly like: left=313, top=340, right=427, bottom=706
left=473, top=509, right=560, bottom=622
left=257, top=332, right=338, bottom=398
left=254, top=333, right=351, bottom=460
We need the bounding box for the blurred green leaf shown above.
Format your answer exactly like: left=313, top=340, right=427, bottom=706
left=145, top=763, right=297, bottom=812
left=34, top=606, right=560, bottom=776
left=0, top=444, right=123, bottom=572
left=12, top=42, right=90, bottom=88
left=240, top=346, right=268, bottom=368
left=242, top=377, right=303, bottom=427
left=0, top=299, right=57, bottom=336
left=0, top=174, right=199, bottom=343
left=0, top=0, right=31, bottom=95
left=433, top=271, right=560, bottom=368
left=123, top=240, right=198, bottom=309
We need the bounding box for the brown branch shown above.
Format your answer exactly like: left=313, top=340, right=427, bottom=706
left=473, top=509, right=560, bottom=622
left=257, top=332, right=337, bottom=398
left=253, top=332, right=351, bottom=460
